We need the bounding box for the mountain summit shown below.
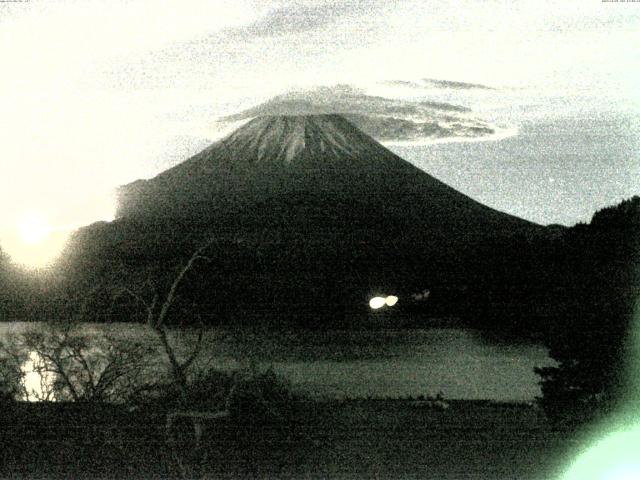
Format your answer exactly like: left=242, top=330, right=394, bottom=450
left=218, top=114, right=386, bottom=164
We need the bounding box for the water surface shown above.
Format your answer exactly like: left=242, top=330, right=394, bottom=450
left=0, top=323, right=553, bottom=402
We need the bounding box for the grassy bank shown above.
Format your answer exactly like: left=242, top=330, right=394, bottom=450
left=0, top=399, right=574, bottom=479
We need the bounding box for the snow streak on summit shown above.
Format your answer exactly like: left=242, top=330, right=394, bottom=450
left=220, top=115, right=378, bottom=164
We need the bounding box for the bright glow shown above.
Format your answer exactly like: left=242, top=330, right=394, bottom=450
left=369, top=297, right=386, bottom=309
left=0, top=191, right=115, bottom=269
left=562, top=424, right=640, bottom=480
left=17, top=214, right=50, bottom=245
left=3, top=214, right=71, bottom=269
left=0, top=1, right=260, bottom=242
left=3, top=229, right=70, bottom=269
left=385, top=295, right=399, bottom=307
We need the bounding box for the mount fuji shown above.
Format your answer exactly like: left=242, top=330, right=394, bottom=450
left=69, top=114, right=545, bottom=325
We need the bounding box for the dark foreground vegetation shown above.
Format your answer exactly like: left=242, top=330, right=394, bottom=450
left=535, top=196, right=640, bottom=424
left=0, top=399, right=572, bottom=480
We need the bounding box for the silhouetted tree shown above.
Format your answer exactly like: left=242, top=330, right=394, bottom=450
left=114, top=240, right=214, bottom=403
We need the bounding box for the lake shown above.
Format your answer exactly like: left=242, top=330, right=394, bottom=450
left=0, top=322, right=553, bottom=402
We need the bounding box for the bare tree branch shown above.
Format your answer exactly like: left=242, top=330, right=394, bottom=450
left=113, top=287, right=152, bottom=316
left=182, top=327, right=204, bottom=372
left=154, top=241, right=214, bottom=329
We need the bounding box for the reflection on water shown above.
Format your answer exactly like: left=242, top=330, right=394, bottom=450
left=21, top=351, right=56, bottom=402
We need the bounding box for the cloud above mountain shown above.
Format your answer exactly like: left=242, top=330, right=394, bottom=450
left=383, top=78, right=494, bottom=90
left=217, top=84, right=498, bottom=143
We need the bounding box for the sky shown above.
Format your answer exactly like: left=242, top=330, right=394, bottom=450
left=1, top=0, right=639, bottom=267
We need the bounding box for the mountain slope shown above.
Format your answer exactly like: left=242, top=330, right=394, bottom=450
left=117, top=114, right=534, bottom=235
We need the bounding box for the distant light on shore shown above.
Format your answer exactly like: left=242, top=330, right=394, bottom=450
left=385, top=296, right=399, bottom=307
left=369, top=295, right=399, bottom=310
left=369, top=297, right=386, bottom=309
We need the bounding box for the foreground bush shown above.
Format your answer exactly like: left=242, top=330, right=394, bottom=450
left=226, top=367, right=299, bottom=423
left=132, top=367, right=236, bottom=413
left=135, top=364, right=302, bottom=422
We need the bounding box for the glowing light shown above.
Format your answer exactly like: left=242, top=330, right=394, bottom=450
left=17, top=214, right=50, bottom=245
left=561, top=424, right=640, bottom=480
left=385, top=295, right=399, bottom=307
left=369, top=297, right=386, bottom=309
left=3, top=215, right=70, bottom=269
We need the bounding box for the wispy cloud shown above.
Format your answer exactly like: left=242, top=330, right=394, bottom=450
left=382, top=80, right=426, bottom=89
left=423, top=78, right=494, bottom=90
left=234, top=1, right=379, bottom=38
left=383, top=78, right=494, bottom=90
